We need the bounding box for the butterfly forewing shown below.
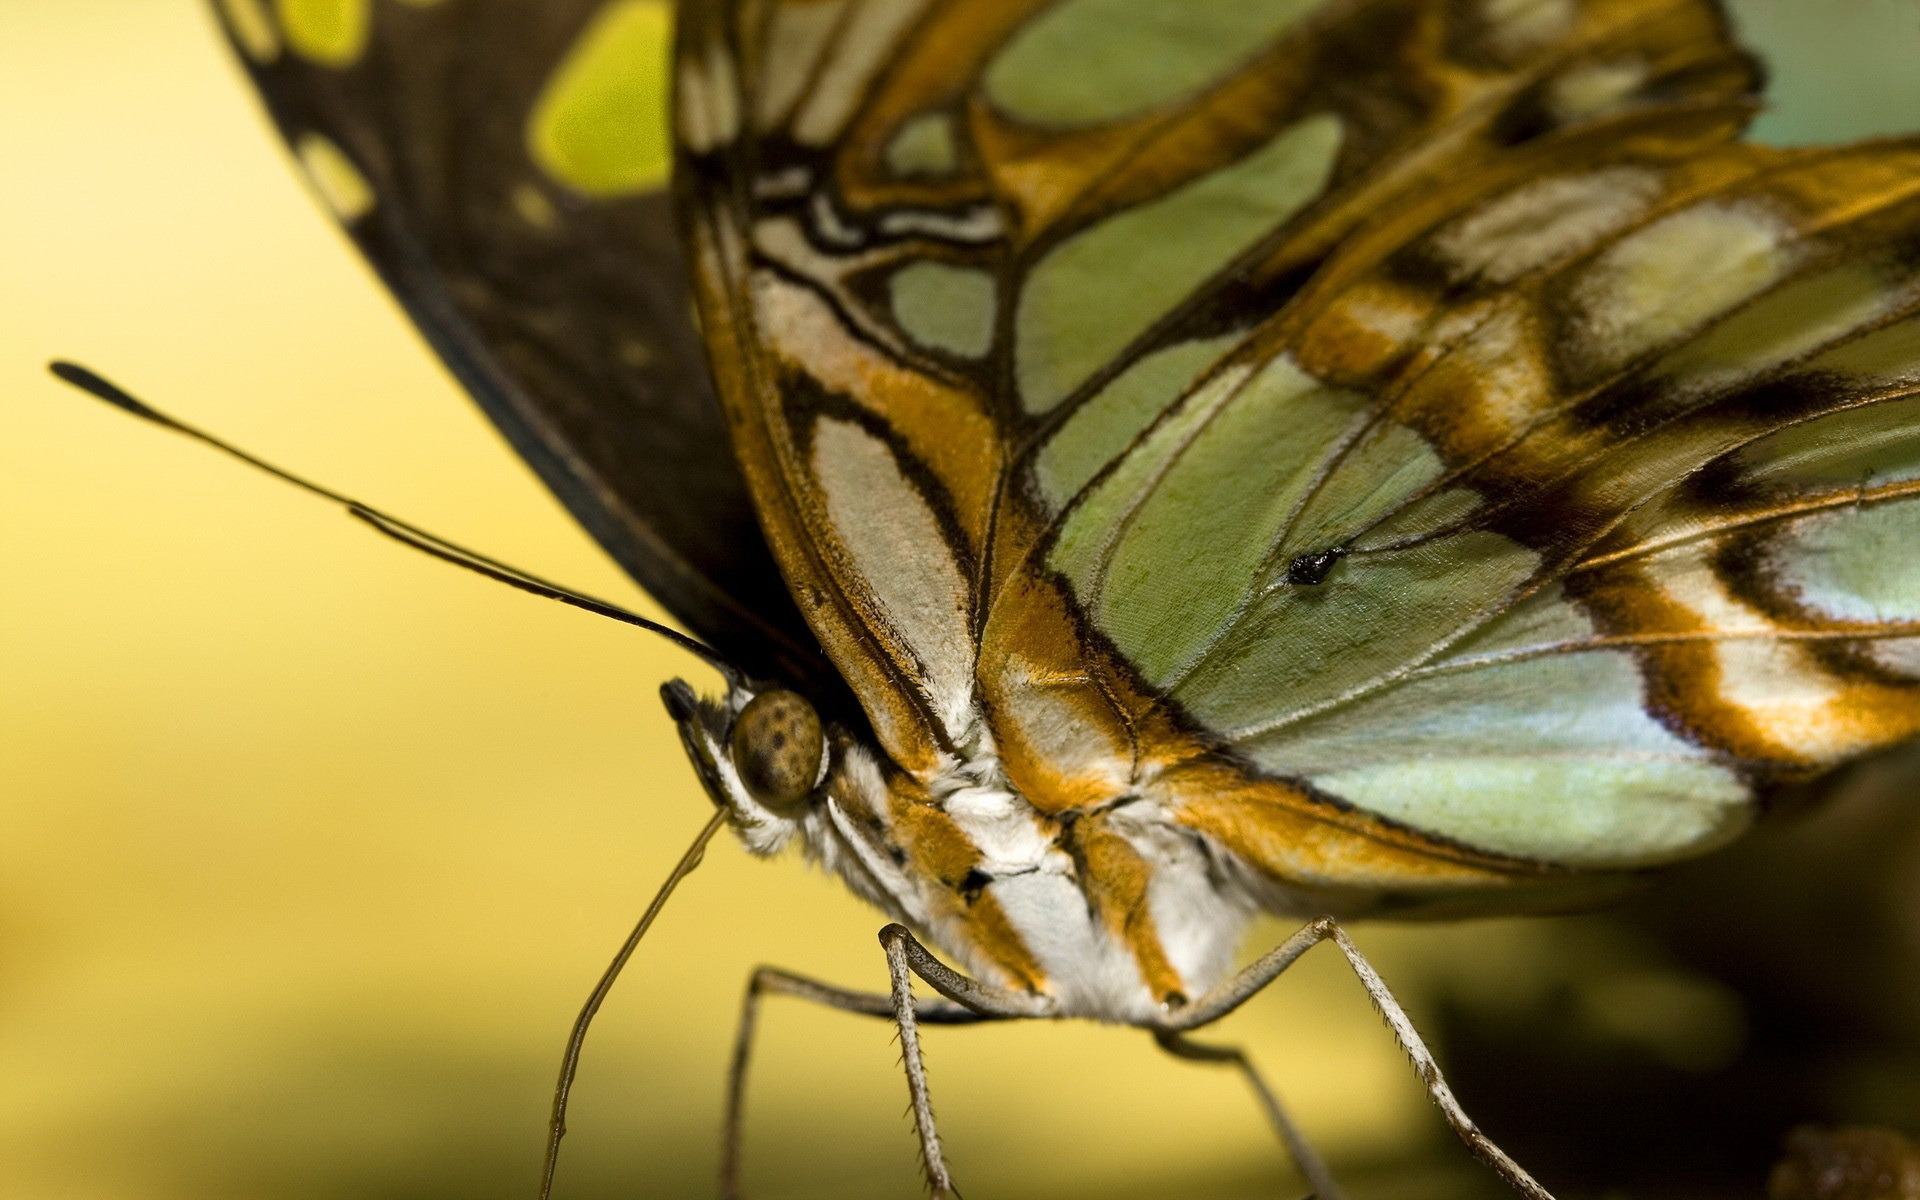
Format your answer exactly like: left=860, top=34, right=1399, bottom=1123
left=209, top=0, right=828, bottom=687
left=677, top=0, right=1920, bottom=909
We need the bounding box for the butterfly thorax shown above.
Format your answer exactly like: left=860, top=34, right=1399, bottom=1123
left=672, top=677, right=1269, bottom=1022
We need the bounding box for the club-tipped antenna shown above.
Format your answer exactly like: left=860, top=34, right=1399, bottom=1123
left=49, top=361, right=737, bottom=676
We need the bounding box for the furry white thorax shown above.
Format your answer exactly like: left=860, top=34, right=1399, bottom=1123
left=686, top=685, right=1260, bottom=1024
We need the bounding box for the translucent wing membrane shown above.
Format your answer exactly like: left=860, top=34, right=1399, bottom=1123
left=210, top=0, right=827, bottom=685
left=680, top=0, right=1920, bottom=901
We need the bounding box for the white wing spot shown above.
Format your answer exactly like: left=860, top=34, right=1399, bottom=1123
left=676, top=41, right=741, bottom=152
left=1481, top=0, right=1576, bottom=55
left=217, top=0, right=280, bottom=61
left=294, top=132, right=374, bottom=223
left=1572, top=203, right=1793, bottom=372
left=811, top=417, right=977, bottom=734
left=1433, top=167, right=1661, bottom=285
left=1548, top=58, right=1650, bottom=123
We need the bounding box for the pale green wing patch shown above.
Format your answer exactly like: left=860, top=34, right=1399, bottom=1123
left=1224, top=585, right=1753, bottom=867
left=1733, top=392, right=1920, bottom=492
left=890, top=262, right=998, bottom=358
left=1032, top=335, right=1241, bottom=509
left=983, top=0, right=1325, bottom=128
left=1056, top=355, right=1368, bottom=683
left=1015, top=114, right=1343, bottom=414
left=883, top=111, right=960, bottom=176
left=1174, top=531, right=1543, bottom=734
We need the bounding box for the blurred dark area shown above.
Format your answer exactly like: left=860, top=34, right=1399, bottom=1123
left=1421, top=746, right=1920, bottom=1200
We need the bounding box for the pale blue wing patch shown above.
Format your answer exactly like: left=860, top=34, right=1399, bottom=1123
left=1242, top=604, right=1750, bottom=867
left=1763, top=497, right=1920, bottom=625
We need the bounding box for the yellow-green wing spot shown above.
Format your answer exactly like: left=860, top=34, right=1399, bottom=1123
left=1015, top=114, right=1343, bottom=414
left=1034, top=334, right=1240, bottom=510
left=528, top=0, right=673, bottom=196
left=889, top=262, right=998, bottom=358
left=883, top=112, right=959, bottom=177
left=276, top=0, right=367, bottom=66
left=1766, top=498, right=1920, bottom=622
left=984, top=0, right=1324, bottom=127
left=1253, top=636, right=1751, bottom=867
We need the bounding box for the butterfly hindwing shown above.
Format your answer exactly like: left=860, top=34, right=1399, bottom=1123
left=209, top=0, right=827, bottom=686
left=679, top=0, right=1920, bottom=908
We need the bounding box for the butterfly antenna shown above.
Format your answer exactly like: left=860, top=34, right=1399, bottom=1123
left=539, top=807, right=728, bottom=1200
left=48, top=361, right=737, bottom=674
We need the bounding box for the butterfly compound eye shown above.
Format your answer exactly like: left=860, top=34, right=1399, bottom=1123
left=728, top=690, right=825, bottom=812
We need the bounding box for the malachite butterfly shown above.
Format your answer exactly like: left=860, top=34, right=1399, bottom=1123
left=77, top=0, right=1920, bottom=1195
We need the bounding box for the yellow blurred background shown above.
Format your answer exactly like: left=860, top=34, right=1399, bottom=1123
left=4, top=3, right=1920, bottom=1199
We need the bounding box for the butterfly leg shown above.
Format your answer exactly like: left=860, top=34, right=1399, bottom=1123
left=1162, top=917, right=1554, bottom=1200
left=720, top=964, right=992, bottom=1200
left=1153, top=1030, right=1344, bottom=1200
left=878, top=923, right=1058, bottom=1198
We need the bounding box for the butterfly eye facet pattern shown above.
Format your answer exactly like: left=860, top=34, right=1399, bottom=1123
left=211, top=0, right=1920, bottom=1194
left=728, top=688, right=826, bottom=811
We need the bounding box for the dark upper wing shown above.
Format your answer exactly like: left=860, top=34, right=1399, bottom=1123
left=209, top=0, right=826, bottom=685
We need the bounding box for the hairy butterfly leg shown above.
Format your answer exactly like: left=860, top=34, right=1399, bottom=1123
left=721, top=966, right=990, bottom=1200
left=878, top=924, right=1056, bottom=1197
left=1153, top=1030, right=1343, bottom=1200
left=1163, top=917, right=1554, bottom=1200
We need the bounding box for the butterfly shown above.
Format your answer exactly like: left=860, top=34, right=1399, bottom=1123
left=178, top=0, right=1920, bottom=1197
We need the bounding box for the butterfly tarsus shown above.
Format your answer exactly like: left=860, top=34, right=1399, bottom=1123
left=1161, top=917, right=1556, bottom=1200
left=883, top=926, right=962, bottom=1198
left=1153, top=1030, right=1345, bottom=1200
left=721, top=965, right=987, bottom=1200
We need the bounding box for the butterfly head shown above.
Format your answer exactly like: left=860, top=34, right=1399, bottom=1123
left=662, top=677, right=831, bottom=855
